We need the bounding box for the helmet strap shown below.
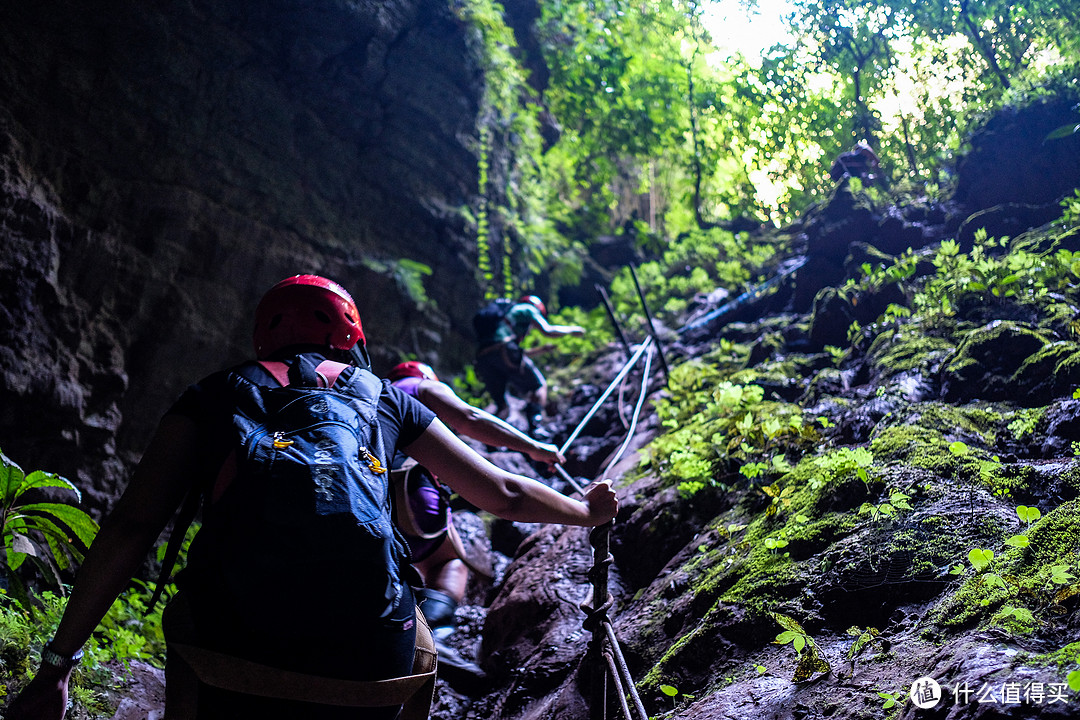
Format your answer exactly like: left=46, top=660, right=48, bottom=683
left=349, top=344, right=372, bottom=371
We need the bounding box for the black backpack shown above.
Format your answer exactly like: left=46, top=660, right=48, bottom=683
left=155, top=355, right=410, bottom=637
left=471, top=298, right=515, bottom=341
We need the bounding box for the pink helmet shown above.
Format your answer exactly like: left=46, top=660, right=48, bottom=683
left=388, top=360, right=439, bottom=382
left=253, top=275, right=364, bottom=359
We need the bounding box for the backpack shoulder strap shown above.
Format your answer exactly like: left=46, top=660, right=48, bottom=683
left=257, top=361, right=291, bottom=387
left=258, top=358, right=351, bottom=388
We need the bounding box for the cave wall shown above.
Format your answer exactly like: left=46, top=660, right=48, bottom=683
left=0, top=0, right=491, bottom=511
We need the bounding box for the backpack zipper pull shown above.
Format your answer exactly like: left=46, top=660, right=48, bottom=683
left=361, top=447, right=387, bottom=474
left=272, top=432, right=294, bottom=449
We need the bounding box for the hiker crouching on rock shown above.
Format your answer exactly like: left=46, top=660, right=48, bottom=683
left=473, top=294, right=585, bottom=438
left=387, top=360, right=564, bottom=692
left=7, top=274, right=618, bottom=720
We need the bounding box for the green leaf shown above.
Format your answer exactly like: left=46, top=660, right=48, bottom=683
left=23, top=470, right=81, bottom=500
left=968, top=548, right=994, bottom=571
left=1004, top=535, right=1030, bottom=548
left=770, top=612, right=806, bottom=635
left=1068, top=669, right=1080, bottom=693
left=775, top=631, right=798, bottom=645
left=983, top=573, right=1008, bottom=590
left=791, top=641, right=830, bottom=683
left=998, top=606, right=1035, bottom=625
left=1016, top=505, right=1041, bottom=524
left=1, top=450, right=27, bottom=501
left=18, top=503, right=100, bottom=547
left=660, top=684, right=678, bottom=697
left=949, top=441, right=969, bottom=456
left=1050, top=565, right=1076, bottom=585
left=1045, top=123, right=1080, bottom=141
left=846, top=627, right=880, bottom=660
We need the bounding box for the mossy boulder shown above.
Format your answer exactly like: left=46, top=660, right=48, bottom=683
left=1011, top=341, right=1080, bottom=406
left=941, top=322, right=1051, bottom=403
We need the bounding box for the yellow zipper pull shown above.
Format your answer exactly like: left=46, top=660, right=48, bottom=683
left=362, top=447, right=387, bottom=474
left=272, top=432, right=294, bottom=449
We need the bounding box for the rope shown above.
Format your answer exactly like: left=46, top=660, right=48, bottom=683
left=559, top=338, right=653, bottom=457
left=555, top=338, right=655, bottom=720
left=601, top=344, right=653, bottom=483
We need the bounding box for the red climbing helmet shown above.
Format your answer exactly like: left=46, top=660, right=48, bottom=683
left=518, top=294, right=547, bottom=317
left=253, top=274, right=365, bottom=359
left=388, top=360, right=439, bottom=382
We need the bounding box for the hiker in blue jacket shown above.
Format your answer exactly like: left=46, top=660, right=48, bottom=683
left=473, top=295, right=584, bottom=437
left=7, top=275, right=617, bottom=720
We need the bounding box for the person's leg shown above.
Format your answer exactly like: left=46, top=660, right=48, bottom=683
left=415, top=539, right=469, bottom=606
left=510, top=357, right=548, bottom=435
left=413, top=536, right=488, bottom=693
left=475, top=350, right=510, bottom=416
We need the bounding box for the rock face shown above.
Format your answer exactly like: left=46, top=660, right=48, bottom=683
left=0, top=0, right=487, bottom=508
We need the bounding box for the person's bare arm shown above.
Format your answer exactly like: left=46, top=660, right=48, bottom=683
left=415, top=380, right=564, bottom=465
left=6, top=415, right=200, bottom=720
left=531, top=314, right=585, bottom=338
left=403, top=420, right=616, bottom=526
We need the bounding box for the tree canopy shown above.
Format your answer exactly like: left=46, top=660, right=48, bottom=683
left=458, top=0, right=1079, bottom=298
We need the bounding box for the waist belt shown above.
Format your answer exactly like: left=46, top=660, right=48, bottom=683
left=163, top=592, right=437, bottom=719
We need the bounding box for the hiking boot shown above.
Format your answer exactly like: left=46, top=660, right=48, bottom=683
left=416, top=588, right=457, bottom=628
left=524, top=402, right=551, bottom=441
left=433, top=633, right=490, bottom=696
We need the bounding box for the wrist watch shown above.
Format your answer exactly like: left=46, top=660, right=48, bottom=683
left=41, top=643, right=84, bottom=671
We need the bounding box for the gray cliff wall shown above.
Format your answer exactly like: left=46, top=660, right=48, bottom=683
left=0, top=0, right=490, bottom=510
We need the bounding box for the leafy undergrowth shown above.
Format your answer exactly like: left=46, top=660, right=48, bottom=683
left=601, top=198, right=1080, bottom=719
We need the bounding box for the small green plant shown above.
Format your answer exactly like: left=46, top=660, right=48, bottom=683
left=994, top=605, right=1035, bottom=628
left=858, top=489, right=913, bottom=522
left=845, top=626, right=885, bottom=675
left=967, top=548, right=994, bottom=571
left=771, top=612, right=831, bottom=682
left=877, top=689, right=905, bottom=710
left=1049, top=565, right=1077, bottom=586
left=1, top=448, right=99, bottom=612
left=658, top=682, right=694, bottom=709
left=1004, top=534, right=1030, bottom=548
left=1006, top=410, right=1041, bottom=440
left=1016, top=505, right=1042, bottom=526
left=763, top=536, right=789, bottom=553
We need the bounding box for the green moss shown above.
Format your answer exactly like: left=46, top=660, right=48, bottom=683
left=944, top=323, right=1049, bottom=381
left=867, top=328, right=954, bottom=375
left=1030, top=641, right=1080, bottom=669
left=1000, top=499, right=1080, bottom=570
left=637, top=601, right=748, bottom=691
left=870, top=425, right=960, bottom=474
left=931, top=571, right=1015, bottom=629
left=930, top=500, right=1080, bottom=631
left=989, top=606, right=1039, bottom=635
left=1011, top=341, right=1080, bottom=397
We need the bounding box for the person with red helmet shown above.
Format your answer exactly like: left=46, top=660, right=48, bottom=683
left=386, top=359, right=565, bottom=690
left=473, top=294, right=584, bottom=437
left=9, top=275, right=617, bottom=720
